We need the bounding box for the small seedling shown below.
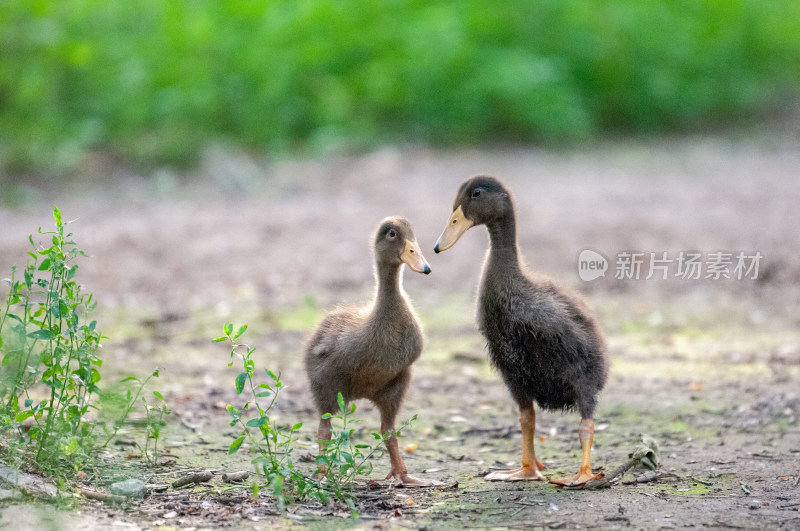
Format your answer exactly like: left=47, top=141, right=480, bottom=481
left=139, top=386, right=170, bottom=465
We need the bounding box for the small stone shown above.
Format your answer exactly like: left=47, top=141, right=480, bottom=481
left=110, top=478, right=146, bottom=498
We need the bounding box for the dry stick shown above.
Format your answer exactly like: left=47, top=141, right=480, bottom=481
left=221, top=471, right=250, bottom=483
left=172, top=470, right=213, bottom=488
left=77, top=487, right=127, bottom=504
left=621, top=470, right=662, bottom=485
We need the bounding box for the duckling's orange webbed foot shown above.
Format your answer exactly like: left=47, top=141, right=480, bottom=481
left=485, top=465, right=545, bottom=482
left=549, top=466, right=603, bottom=487
left=550, top=418, right=602, bottom=488
left=484, top=404, right=546, bottom=482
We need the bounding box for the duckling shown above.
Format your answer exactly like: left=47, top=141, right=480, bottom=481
left=305, top=216, right=439, bottom=487
left=434, top=176, right=609, bottom=487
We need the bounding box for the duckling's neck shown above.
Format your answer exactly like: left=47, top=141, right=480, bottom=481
left=486, top=214, right=521, bottom=271
left=374, top=263, right=407, bottom=311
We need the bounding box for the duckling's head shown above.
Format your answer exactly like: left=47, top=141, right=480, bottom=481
left=434, top=176, right=512, bottom=253
left=374, top=216, right=431, bottom=274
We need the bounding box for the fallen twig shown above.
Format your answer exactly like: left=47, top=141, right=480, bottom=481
left=172, top=470, right=213, bottom=488
left=461, top=426, right=514, bottom=438
left=221, top=471, right=250, bottom=483
left=77, top=487, right=127, bottom=504
left=621, top=469, right=661, bottom=485
left=689, top=476, right=713, bottom=486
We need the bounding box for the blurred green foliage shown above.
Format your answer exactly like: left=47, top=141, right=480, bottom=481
left=1, top=0, right=799, bottom=173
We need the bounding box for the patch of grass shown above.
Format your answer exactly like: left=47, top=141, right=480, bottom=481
left=0, top=207, right=161, bottom=480
left=1, top=1, right=799, bottom=173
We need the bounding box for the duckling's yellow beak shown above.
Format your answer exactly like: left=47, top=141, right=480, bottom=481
left=434, top=205, right=473, bottom=253
left=401, top=239, right=431, bottom=274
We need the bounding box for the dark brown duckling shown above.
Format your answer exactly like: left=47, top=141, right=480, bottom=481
left=305, top=216, right=440, bottom=487
left=434, top=176, right=609, bottom=487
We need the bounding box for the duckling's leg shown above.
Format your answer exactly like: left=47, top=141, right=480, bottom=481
left=485, top=403, right=545, bottom=481
left=550, top=418, right=604, bottom=486
left=375, top=373, right=442, bottom=487
left=314, top=415, right=333, bottom=478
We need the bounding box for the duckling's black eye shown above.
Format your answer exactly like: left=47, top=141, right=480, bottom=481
left=472, top=188, right=482, bottom=198
left=387, top=229, right=397, bottom=239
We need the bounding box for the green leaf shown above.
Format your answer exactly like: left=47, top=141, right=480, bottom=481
left=212, top=336, right=227, bottom=342
left=228, top=436, right=245, bottom=454
left=152, top=369, right=160, bottom=378
left=265, top=368, right=279, bottom=382
left=246, top=416, right=267, bottom=428
left=291, top=422, right=303, bottom=432
left=38, top=258, right=51, bottom=271
left=321, top=412, right=332, bottom=419
left=235, top=372, right=247, bottom=394
left=53, top=206, right=62, bottom=226
left=252, top=482, right=259, bottom=498
left=64, top=436, right=79, bottom=456
left=254, top=391, right=272, bottom=398
left=153, top=390, right=164, bottom=400
left=28, top=328, right=56, bottom=340
left=120, top=376, right=140, bottom=383
left=336, top=392, right=346, bottom=413
left=224, top=323, right=233, bottom=336
left=15, top=410, right=34, bottom=422
left=234, top=324, right=248, bottom=339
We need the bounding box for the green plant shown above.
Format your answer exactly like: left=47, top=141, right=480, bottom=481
left=316, top=392, right=417, bottom=512
left=102, top=369, right=169, bottom=465
left=215, top=322, right=317, bottom=509
left=0, top=206, right=105, bottom=473
left=139, top=383, right=169, bottom=466
left=100, top=368, right=160, bottom=448
left=214, top=322, right=417, bottom=513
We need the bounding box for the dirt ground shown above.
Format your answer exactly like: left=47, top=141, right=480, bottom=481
left=1, top=132, right=799, bottom=529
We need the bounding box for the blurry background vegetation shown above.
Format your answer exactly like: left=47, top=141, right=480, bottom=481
left=1, top=0, right=799, bottom=176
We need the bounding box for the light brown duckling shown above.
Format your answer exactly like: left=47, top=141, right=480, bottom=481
left=434, top=176, right=609, bottom=487
left=305, top=216, right=440, bottom=487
